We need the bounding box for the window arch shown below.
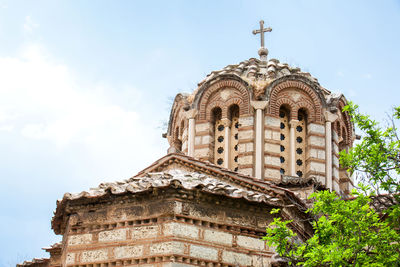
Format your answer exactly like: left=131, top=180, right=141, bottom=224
left=279, top=106, right=290, bottom=175
left=212, top=107, right=224, bottom=166
left=229, top=105, right=240, bottom=171
left=295, top=109, right=307, bottom=177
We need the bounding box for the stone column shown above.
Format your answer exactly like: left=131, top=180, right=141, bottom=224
left=220, top=118, right=232, bottom=169
left=324, top=110, right=338, bottom=190
left=289, top=120, right=299, bottom=176
left=251, top=101, right=268, bottom=179
left=186, top=109, right=197, bottom=157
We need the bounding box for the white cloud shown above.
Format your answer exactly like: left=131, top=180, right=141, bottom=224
left=0, top=44, right=162, bottom=156
left=23, top=15, right=39, bottom=34
left=0, top=125, right=13, bottom=132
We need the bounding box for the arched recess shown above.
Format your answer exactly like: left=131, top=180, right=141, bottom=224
left=228, top=104, right=240, bottom=171
left=279, top=105, right=291, bottom=176
left=265, top=76, right=325, bottom=123
left=193, top=77, right=253, bottom=121
left=294, top=108, right=308, bottom=177
left=294, top=102, right=316, bottom=123
left=167, top=93, right=189, bottom=137
left=212, top=107, right=223, bottom=165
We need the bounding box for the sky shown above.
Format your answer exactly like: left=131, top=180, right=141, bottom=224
left=0, top=0, right=399, bottom=265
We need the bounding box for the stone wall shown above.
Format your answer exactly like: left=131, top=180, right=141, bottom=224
left=61, top=189, right=274, bottom=267
left=237, top=116, right=254, bottom=176
left=264, top=115, right=281, bottom=180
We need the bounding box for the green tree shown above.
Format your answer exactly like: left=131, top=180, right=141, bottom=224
left=264, top=103, right=400, bottom=266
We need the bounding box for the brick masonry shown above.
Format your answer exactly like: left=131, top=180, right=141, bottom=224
left=60, top=189, right=276, bottom=267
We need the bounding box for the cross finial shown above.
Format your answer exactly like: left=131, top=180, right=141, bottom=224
left=252, top=20, right=272, bottom=61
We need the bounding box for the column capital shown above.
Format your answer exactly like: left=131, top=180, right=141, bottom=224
left=251, top=100, right=268, bottom=110
left=220, top=118, right=232, bottom=127
left=324, top=110, right=339, bottom=122
left=186, top=109, right=198, bottom=119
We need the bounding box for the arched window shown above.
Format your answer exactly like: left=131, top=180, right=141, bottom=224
left=295, top=109, right=307, bottom=177
left=229, top=105, right=240, bottom=171
left=279, top=106, right=290, bottom=175
left=212, top=107, right=224, bottom=166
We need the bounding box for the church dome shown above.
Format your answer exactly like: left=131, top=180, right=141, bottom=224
left=166, top=26, right=355, bottom=196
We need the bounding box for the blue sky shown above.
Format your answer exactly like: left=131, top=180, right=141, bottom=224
left=0, top=0, right=399, bottom=265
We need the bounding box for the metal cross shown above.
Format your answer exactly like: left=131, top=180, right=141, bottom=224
left=252, top=20, right=272, bottom=48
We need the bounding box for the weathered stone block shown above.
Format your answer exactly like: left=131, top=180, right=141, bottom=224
left=202, top=135, right=211, bottom=144
left=238, top=155, right=253, bottom=165
left=239, top=168, right=253, bottom=176
left=252, top=255, right=271, bottom=266
left=194, top=148, right=209, bottom=158
left=222, top=250, right=252, bottom=265
left=265, top=116, right=280, bottom=127
left=81, top=249, right=108, bottom=263
left=66, top=253, right=75, bottom=265
left=264, top=168, right=280, bottom=179
left=150, top=241, right=185, bottom=255
left=195, top=122, right=210, bottom=133
left=239, top=116, right=254, bottom=127
left=195, top=136, right=202, bottom=145
left=272, top=131, right=280, bottom=141
left=164, top=222, right=198, bottom=239
left=309, top=161, right=325, bottom=173
left=237, top=235, right=265, bottom=250
left=239, top=130, right=254, bottom=140
left=265, top=130, right=280, bottom=141
left=131, top=225, right=158, bottom=240
left=264, top=129, right=272, bottom=140
left=190, top=244, right=218, bottom=261
left=309, top=148, right=325, bottom=160
left=309, top=135, right=325, bottom=147
left=204, top=229, right=232, bottom=245
left=246, top=142, right=254, bottom=152
left=67, top=234, right=92, bottom=246
left=264, top=155, right=280, bottom=166
left=265, top=143, right=280, bottom=154
left=114, top=245, right=143, bottom=259
left=308, top=123, right=325, bottom=135
left=98, top=228, right=126, bottom=242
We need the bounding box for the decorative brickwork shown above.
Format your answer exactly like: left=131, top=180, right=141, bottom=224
left=268, top=80, right=322, bottom=122
left=196, top=79, right=252, bottom=121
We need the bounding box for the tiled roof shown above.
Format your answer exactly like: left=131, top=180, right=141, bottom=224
left=16, top=258, right=49, bottom=267
left=52, top=153, right=307, bottom=234
left=198, top=58, right=319, bottom=86
left=63, top=169, right=283, bottom=205
left=43, top=242, right=61, bottom=253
